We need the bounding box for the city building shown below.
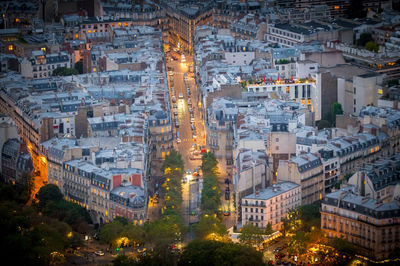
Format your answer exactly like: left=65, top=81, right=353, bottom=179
left=163, top=1, right=213, bottom=54
left=242, top=181, right=301, bottom=231
left=20, top=51, right=73, bottom=79
left=348, top=154, right=400, bottom=202
left=321, top=187, right=400, bottom=260
left=277, top=152, right=324, bottom=204
left=233, top=149, right=270, bottom=224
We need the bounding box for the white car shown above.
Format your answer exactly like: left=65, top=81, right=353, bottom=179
left=95, top=251, right=105, bottom=256
left=190, top=117, right=195, bottom=123
left=179, top=93, right=184, bottom=99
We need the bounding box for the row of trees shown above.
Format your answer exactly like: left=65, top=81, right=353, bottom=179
left=0, top=174, right=88, bottom=265
left=193, top=152, right=227, bottom=240
left=113, top=239, right=264, bottom=266
left=99, top=150, right=186, bottom=258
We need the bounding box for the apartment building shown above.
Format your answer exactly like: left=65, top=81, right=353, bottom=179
left=63, top=159, right=146, bottom=225
left=207, top=98, right=237, bottom=171
left=277, top=152, right=324, bottom=204
left=20, top=51, right=73, bottom=79
left=242, top=181, right=301, bottom=231
left=163, top=1, right=213, bottom=54
left=321, top=187, right=400, bottom=260
left=233, top=149, right=270, bottom=223
left=348, top=154, right=400, bottom=202
left=148, top=110, right=173, bottom=160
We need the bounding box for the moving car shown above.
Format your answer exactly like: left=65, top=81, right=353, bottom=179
left=176, top=132, right=181, bottom=143
left=179, top=93, right=184, bottom=99
left=172, top=96, right=176, bottom=103
left=95, top=251, right=105, bottom=256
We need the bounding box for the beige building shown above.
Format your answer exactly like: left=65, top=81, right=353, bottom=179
left=148, top=110, right=173, bottom=160
left=277, top=153, right=324, bottom=204
left=268, top=131, right=297, bottom=181
left=242, top=181, right=301, bottom=231
left=321, top=187, right=400, bottom=260
left=233, top=149, right=270, bottom=223
left=164, top=2, right=213, bottom=54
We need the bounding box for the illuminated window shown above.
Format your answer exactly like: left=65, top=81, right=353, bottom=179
left=307, top=99, right=311, bottom=105
left=15, top=18, right=20, bottom=23
left=243, top=47, right=246, bottom=51
left=8, top=45, right=13, bottom=51
left=124, top=22, right=128, bottom=27
left=41, top=47, right=46, bottom=52
left=93, top=67, right=96, bottom=72
left=66, top=117, right=69, bottom=123
left=334, top=6, right=340, bottom=10
left=118, top=22, right=122, bottom=27
left=88, top=30, right=91, bottom=33
left=161, top=127, right=164, bottom=133
left=378, top=89, right=383, bottom=94
left=75, top=34, right=79, bottom=39
left=301, top=99, right=305, bottom=104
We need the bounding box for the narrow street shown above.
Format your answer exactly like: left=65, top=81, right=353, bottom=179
left=165, top=51, right=205, bottom=230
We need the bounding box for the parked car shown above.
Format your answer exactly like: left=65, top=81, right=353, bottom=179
left=172, top=96, right=176, bottom=103
left=95, top=251, right=105, bottom=256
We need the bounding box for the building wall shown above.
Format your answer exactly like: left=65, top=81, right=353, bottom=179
left=353, top=75, right=383, bottom=115
left=241, top=186, right=301, bottom=231
left=278, top=160, right=324, bottom=204
left=321, top=203, right=400, bottom=260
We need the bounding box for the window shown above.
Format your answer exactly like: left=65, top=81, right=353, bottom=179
left=354, top=87, right=356, bottom=94
left=276, top=138, right=279, bottom=142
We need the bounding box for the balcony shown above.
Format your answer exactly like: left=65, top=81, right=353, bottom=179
left=242, top=202, right=266, bottom=207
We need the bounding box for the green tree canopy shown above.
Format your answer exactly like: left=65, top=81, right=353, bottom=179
left=330, top=102, right=343, bottom=126
left=356, top=32, right=372, bottom=47
left=179, top=240, right=264, bottom=266
left=238, top=223, right=264, bottom=247
left=365, top=41, right=379, bottom=52
left=265, top=222, right=274, bottom=235
left=318, top=120, right=331, bottom=130
left=52, top=67, right=79, bottom=76
left=193, top=215, right=227, bottom=239
left=36, top=184, right=63, bottom=208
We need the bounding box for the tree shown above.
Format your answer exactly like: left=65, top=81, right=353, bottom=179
left=201, top=174, right=221, bottom=214
left=99, top=219, right=125, bottom=246
left=318, top=120, right=331, bottom=130
left=193, top=215, right=227, bottom=239
left=201, top=152, right=218, bottom=175
left=36, top=184, right=63, bottom=208
left=113, top=255, right=138, bottom=266
left=179, top=240, right=264, bottom=266
left=52, top=67, right=79, bottom=76
left=287, top=231, right=309, bottom=255
left=265, top=222, right=274, bottom=235
left=74, top=60, right=83, bottom=74
left=388, top=79, right=399, bottom=86
left=330, top=102, right=343, bottom=127
left=365, top=41, right=379, bottom=52
left=356, top=32, right=372, bottom=47
left=238, top=224, right=264, bottom=247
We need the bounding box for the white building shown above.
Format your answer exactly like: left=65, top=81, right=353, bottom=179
left=20, top=51, right=73, bottom=79
left=241, top=181, right=301, bottom=231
